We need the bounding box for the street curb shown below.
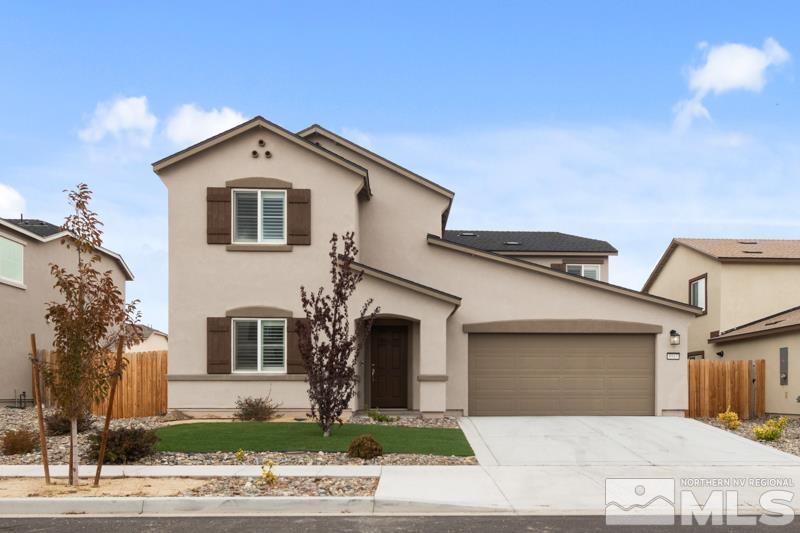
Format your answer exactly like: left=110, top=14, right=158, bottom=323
left=0, top=496, right=375, bottom=515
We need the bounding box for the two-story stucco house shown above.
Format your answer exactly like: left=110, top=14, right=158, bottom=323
left=643, top=238, right=800, bottom=414
left=0, top=218, right=133, bottom=406
left=154, top=116, right=700, bottom=418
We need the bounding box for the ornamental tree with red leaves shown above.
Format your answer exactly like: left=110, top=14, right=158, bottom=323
left=298, top=232, right=379, bottom=437
left=40, top=184, right=141, bottom=485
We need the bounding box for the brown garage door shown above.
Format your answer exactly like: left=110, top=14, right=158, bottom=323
left=468, top=333, right=655, bottom=415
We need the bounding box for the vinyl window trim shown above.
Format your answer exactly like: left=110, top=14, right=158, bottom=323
left=231, top=317, right=287, bottom=374
left=688, top=273, right=708, bottom=315
left=0, top=234, right=25, bottom=287
left=565, top=263, right=601, bottom=280
left=231, top=188, right=287, bottom=245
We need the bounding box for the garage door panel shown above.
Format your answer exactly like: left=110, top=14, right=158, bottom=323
left=468, top=333, right=655, bottom=416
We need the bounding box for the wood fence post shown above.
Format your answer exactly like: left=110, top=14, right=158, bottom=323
left=30, top=334, right=50, bottom=485
left=93, top=338, right=125, bottom=487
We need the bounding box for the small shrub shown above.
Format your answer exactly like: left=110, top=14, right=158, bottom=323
left=753, top=417, right=788, bottom=441
left=367, top=409, right=393, bottom=423
left=45, top=410, right=94, bottom=436
left=2, top=429, right=39, bottom=455
left=347, top=434, right=383, bottom=459
left=235, top=448, right=246, bottom=463
left=717, top=406, right=741, bottom=430
left=234, top=395, right=280, bottom=422
left=260, top=459, right=278, bottom=486
left=87, top=427, right=159, bottom=464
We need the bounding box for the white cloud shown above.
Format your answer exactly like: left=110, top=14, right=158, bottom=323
left=340, top=127, right=374, bottom=149
left=79, top=96, right=158, bottom=147
left=164, top=104, right=246, bottom=146
left=674, top=38, right=790, bottom=130
left=0, top=184, right=25, bottom=218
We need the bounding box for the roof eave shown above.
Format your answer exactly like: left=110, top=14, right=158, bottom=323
left=428, top=234, right=701, bottom=315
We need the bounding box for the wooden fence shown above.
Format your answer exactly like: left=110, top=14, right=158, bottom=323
left=687, top=358, right=765, bottom=419
left=38, top=350, right=168, bottom=419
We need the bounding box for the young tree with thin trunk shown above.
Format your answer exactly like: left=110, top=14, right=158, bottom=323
left=298, top=232, right=379, bottom=437
left=40, top=184, right=141, bottom=485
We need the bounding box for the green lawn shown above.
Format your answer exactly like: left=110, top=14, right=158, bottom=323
left=155, top=422, right=474, bottom=456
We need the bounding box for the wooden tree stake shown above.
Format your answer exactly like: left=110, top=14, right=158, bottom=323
left=93, top=338, right=125, bottom=487
left=30, top=334, right=51, bottom=485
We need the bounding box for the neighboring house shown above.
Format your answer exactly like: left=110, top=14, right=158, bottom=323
left=643, top=238, right=800, bottom=415
left=0, top=218, right=133, bottom=406
left=153, top=116, right=700, bottom=418
left=127, top=325, right=168, bottom=353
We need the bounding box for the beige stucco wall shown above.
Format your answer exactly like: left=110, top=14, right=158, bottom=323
left=720, top=263, right=800, bottom=331
left=646, top=245, right=721, bottom=355
left=711, top=333, right=800, bottom=415
left=0, top=227, right=128, bottom=404
left=128, top=332, right=168, bottom=353
left=159, top=127, right=365, bottom=411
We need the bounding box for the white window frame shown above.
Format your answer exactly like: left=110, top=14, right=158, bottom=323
left=231, top=318, right=288, bottom=374
left=231, top=188, right=287, bottom=245
left=566, top=264, right=601, bottom=280
left=690, top=276, right=707, bottom=312
left=0, top=234, right=25, bottom=287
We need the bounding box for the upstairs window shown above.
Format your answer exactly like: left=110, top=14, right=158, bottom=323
left=689, top=275, right=707, bottom=312
left=233, top=318, right=287, bottom=373
left=0, top=235, right=23, bottom=285
left=233, top=189, right=286, bottom=244
left=566, top=264, right=600, bottom=280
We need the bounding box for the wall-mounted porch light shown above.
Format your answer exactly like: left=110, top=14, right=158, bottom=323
left=669, top=330, right=681, bottom=346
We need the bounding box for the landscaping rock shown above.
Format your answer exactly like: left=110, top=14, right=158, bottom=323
left=349, top=414, right=461, bottom=429
left=702, top=416, right=800, bottom=457
left=183, top=476, right=379, bottom=497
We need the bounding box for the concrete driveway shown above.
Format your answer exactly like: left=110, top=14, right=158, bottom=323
left=449, top=416, right=800, bottom=514
left=459, top=416, right=800, bottom=467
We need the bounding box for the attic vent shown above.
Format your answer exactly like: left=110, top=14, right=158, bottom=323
left=738, top=240, right=758, bottom=245
left=504, top=241, right=520, bottom=245
left=742, top=250, right=763, bottom=254
left=459, top=232, right=476, bottom=237
left=765, top=319, right=785, bottom=326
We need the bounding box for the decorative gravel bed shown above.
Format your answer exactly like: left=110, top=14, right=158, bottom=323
left=703, top=416, right=800, bottom=456
left=349, top=414, right=461, bottom=429
left=0, top=406, right=163, bottom=465
left=183, top=476, right=379, bottom=497
left=1, top=408, right=476, bottom=466
left=139, top=450, right=476, bottom=466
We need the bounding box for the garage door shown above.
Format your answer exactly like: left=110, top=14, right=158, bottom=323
left=468, top=333, right=655, bottom=415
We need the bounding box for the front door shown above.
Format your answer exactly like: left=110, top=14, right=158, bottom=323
left=370, top=326, right=408, bottom=408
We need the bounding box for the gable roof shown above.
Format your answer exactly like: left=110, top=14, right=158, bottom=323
left=297, top=123, right=454, bottom=200
left=443, top=230, right=617, bottom=255
left=427, top=234, right=701, bottom=314
left=0, top=218, right=134, bottom=281
left=643, top=238, right=800, bottom=292
left=711, top=305, right=800, bottom=344
left=152, top=116, right=371, bottom=196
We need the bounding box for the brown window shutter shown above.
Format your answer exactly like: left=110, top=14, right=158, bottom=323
left=207, top=317, right=231, bottom=374
left=286, top=318, right=309, bottom=374
left=286, top=189, right=311, bottom=245
left=207, top=187, right=231, bottom=244
left=551, top=263, right=566, bottom=271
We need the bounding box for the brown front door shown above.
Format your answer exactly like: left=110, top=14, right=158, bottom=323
left=370, top=326, right=408, bottom=408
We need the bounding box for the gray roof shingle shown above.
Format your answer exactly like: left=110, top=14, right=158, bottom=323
left=2, top=218, right=63, bottom=237
left=443, top=230, right=617, bottom=254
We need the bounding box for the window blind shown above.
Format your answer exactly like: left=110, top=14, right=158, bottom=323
left=234, top=320, right=258, bottom=371
left=234, top=191, right=258, bottom=242
left=261, top=320, right=286, bottom=370
left=261, top=191, right=285, bottom=242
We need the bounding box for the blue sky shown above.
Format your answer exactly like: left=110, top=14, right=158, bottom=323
left=1, top=1, right=798, bottom=331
